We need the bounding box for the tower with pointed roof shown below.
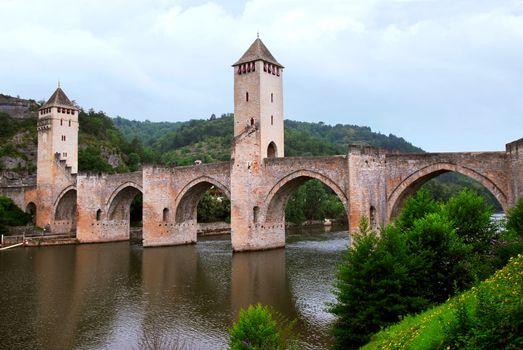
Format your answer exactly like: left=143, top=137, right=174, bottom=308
left=37, top=86, right=79, bottom=174
left=232, top=37, right=284, bottom=160
left=230, top=37, right=285, bottom=251
left=35, top=86, right=79, bottom=229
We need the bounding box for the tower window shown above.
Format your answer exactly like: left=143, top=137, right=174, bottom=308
left=67, top=109, right=70, bottom=114
left=250, top=118, right=255, bottom=126
left=246, top=92, right=249, bottom=102
left=271, top=93, right=273, bottom=103
left=72, top=110, right=75, bottom=115
left=163, top=208, right=169, bottom=222
left=96, top=209, right=102, bottom=221
left=271, top=115, right=274, bottom=125
left=60, top=119, right=63, bottom=126
left=69, top=120, right=71, bottom=127
left=252, top=62, right=255, bottom=72
left=253, top=206, right=259, bottom=223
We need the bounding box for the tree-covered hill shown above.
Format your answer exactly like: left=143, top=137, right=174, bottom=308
left=113, top=114, right=423, bottom=166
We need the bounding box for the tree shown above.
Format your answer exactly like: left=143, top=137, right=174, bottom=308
left=396, top=189, right=439, bottom=231
left=441, top=189, right=497, bottom=255
left=228, top=304, right=296, bottom=350
left=506, top=197, right=523, bottom=237
left=0, top=196, right=32, bottom=234
left=329, top=219, right=426, bottom=349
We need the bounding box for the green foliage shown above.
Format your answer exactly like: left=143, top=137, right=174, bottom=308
left=506, top=197, right=523, bottom=237
left=330, top=220, right=427, bottom=349
left=197, top=190, right=230, bottom=223
left=285, top=179, right=346, bottom=225
left=406, top=213, right=474, bottom=303
left=441, top=189, right=497, bottom=254
left=0, top=196, right=32, bottom=233
left=78, top=146, right=114, bottom=173
left=228, top=304, right=296, bottom=350
left=362, top=254, right=523, bottom=350
left=397, top=189, right=439, bottom=231
left=421, top=172, right=503, bottom=211
left=330, top=190, right=506, bottom=349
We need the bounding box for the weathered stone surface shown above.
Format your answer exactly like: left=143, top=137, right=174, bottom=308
left=1, top=42, right=521, bottom=252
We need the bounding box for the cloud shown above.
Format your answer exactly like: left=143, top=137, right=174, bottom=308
left=0, top=0, right=521, bottom=151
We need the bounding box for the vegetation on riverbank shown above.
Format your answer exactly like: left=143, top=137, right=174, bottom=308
left=0, top=196, right=32, bottom=234
left=361, top=253, right=523, bottom=350
left=329, top=194, right=523, bottom=349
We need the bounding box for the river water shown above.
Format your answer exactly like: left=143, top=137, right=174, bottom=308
left=0, top=229, right=349, bottom=349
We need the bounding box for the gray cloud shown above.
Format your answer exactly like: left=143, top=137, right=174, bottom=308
left=0, top=0, right=521, bottom=151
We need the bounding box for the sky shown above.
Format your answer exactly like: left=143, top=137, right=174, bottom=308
left=0, top=0, right=522, bottom=152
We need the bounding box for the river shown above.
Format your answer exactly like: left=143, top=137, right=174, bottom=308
left=0, top=229, right=349, bottom=349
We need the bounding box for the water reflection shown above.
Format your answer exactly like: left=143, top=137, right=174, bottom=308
left=0, top=230, right=348, bottom=349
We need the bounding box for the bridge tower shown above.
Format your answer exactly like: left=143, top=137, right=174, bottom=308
left=231, top=37, right=285, bottom=251
left=36, top=86, right=79, bottom=230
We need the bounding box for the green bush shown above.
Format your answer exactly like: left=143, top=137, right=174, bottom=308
left=329, top=218, right=427, bottom=349
left=0, top=196, right=32, bottom=233
left=506, top=197, right=523, bottom=237
left=330, top=190, right=504, bottom=349
left=361, top=254, right=523, bottom=350
left=228, top=304, right=296, bottom=350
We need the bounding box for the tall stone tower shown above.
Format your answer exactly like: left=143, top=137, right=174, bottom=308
left=230, top=38, right=285, bottom=251
left=36, top=86, right=79, bottom=229
left=232, top=37, right=284, bottom=160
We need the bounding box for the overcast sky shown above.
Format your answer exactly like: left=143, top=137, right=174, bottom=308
left=1, top=0, right=522, bottom=152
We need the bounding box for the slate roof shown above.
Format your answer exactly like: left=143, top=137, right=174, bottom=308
left=40, top=87, right=76, bottom=109
left=233, top=38, right=284, bottom=68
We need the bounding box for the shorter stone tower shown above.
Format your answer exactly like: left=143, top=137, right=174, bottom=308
left=36, top=86, right=79, bottom=229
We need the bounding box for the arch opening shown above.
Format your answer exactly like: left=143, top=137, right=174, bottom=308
left=390, top=170, right=505, bottom=221
left=176, top=180, right=231, bottom=224
left=267, top=142, right=277, bottom=158
left=26, top=202, right=36, bottom=224
left=266, top=175, right=348, bottom=236
left=108, top=186, right=143, bottom=222
left=55, top=189, right=77, bottom=222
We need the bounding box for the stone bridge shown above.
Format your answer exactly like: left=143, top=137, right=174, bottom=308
left=2, top=38, right=522, bottom=252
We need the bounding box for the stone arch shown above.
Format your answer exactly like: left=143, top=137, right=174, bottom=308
left=106, top=182, right=143, bottom=221
left=174, top=176, right=231, bottom=223
left=267, top=142, right=277, bottom=158
left=388, top=162, right=508, bottom=221
left=263, top=169, right=348, bottom=224
left=26, top=202, right=36, bottom=224
left=54, top=187, right=77, bottom=221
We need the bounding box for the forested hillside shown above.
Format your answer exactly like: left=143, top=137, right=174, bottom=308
left=113, top=114, right=423, bottom=165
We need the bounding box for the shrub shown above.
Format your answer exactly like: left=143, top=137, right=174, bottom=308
left=0, top=196, right=32, bottom=233
left=329, top=218, right=427, bottom=349
left=506, top=197, right=523, bottom=237
left=397, top=189, right=439, bottom=231
left=228, top=304, right=296, bottom=350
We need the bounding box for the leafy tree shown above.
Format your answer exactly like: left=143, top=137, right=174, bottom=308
left=330, top=219, right=426, bottom=349
left=396, top=189, right=439, bottom=231
left=441, top=189, right=497, bottom=255
left=0, top=196, right=32, bottom=234
left=197, top=190, right=230, bottom=223
left=406, top=212, right=474, bottom=303
left=506, top=197, right=523, bottom=236
left=228, top=304, right=296, bottom=350
left=330, top=190, right=503, bottom=349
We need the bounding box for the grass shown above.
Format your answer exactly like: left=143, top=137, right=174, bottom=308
left=362, top=253, right=523, bottom=350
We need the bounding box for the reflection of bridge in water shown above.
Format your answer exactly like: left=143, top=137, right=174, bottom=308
left=1, top=38, right=522, bottom=251
left=0, top=234, right=346, bottom=348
